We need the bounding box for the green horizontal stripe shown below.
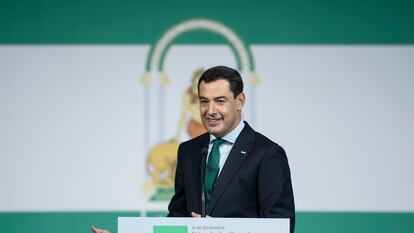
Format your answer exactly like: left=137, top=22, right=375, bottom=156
left=0, top=211, right=413, bottom=233
left=0, top=212, right=140, bottom=233
left=1, top=0, right=414, bottom=44
left=297, top=212, right=414, bottom=233
left=154, top=225, right=187, bottom=233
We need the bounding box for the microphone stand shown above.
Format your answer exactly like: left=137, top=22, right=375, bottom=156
left=200, top=147, right=208, bottom=217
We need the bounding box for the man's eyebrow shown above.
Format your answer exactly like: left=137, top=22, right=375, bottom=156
left=214, top=96, right=227, bottom=100
left=198, top=96, right=227, bottom=100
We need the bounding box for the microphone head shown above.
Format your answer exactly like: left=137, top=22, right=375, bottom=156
left=201, top=147, right=208, bottom=155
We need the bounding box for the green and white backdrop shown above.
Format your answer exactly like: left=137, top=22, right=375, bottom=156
left=1, top=1, right=413, bottom=233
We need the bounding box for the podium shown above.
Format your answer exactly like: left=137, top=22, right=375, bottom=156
left=118, top=217, right=289, bottom=233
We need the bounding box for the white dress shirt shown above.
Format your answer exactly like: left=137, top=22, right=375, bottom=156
left=207, top=120, right=245, bottom=176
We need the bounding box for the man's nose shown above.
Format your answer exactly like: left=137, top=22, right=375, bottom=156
left=207, top=102, right=217, bottom=115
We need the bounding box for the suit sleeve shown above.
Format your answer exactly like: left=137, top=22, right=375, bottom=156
left=258, top=145, right=295, bottom=232
left=167, top=143, right=188, bottom=217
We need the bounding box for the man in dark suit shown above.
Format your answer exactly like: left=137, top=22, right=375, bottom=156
left=168, top=66, right=295, bottom=232
left=92, top=66, right=295, bottom=233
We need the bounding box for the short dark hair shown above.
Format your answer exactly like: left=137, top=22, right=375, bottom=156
left=197, top=66, right=244, bottom=98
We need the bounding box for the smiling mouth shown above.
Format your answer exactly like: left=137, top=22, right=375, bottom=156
left=206, top=118, right=222, bottom=126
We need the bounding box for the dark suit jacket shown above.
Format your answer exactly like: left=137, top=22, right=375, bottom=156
left=168, top=122, right=295, bottom=232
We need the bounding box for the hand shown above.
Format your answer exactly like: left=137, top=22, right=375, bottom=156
left=191, top=212, right=211, bottom=218
left=91, top=225, right=111, bottom=233
left=191, top=212, right=201, bottom=218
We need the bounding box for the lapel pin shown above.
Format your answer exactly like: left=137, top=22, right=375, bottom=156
left=241, top=151, right=246, bottom=154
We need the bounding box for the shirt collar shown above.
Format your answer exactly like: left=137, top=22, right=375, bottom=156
left=209, top=120, right=245, bottom=144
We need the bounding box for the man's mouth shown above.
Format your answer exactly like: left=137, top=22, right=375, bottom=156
left=206, top=117, right=222, bottom=126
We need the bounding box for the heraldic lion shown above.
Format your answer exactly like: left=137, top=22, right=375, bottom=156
left=146, top=141, right=179, bottom=188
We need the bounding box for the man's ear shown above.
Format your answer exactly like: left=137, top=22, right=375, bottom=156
left=236, top=92, right=245, bottom=110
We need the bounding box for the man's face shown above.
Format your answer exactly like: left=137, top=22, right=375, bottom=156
left=198, top=79, right=245, bottom=138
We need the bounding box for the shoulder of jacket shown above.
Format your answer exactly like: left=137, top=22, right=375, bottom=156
left=253, top=131, right=284, bottom=151
left=179, top=132, right=209, bottom=148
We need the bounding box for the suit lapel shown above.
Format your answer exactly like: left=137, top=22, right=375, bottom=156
left=207, top=122, right=255, bottom=214
left=190, top=134, right=210, bottom=213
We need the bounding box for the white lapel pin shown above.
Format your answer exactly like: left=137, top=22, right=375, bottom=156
left=241, top=151, right=247, bottom=154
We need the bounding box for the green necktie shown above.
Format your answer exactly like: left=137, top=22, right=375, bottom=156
left=204, top=138, right=226, bottom=210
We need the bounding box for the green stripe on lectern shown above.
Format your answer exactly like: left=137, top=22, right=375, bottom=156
left=154, top=226, right=188, bottom=233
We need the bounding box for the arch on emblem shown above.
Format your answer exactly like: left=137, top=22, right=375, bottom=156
left=140, top=19, right=260, bottom=86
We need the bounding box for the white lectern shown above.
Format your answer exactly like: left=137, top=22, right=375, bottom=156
left=118, top=217, right=289, bottom=233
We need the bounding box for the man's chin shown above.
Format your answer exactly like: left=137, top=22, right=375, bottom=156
left=206, top=126, right=223, bottom=137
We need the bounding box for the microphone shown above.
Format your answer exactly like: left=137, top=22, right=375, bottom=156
left=200, top=146, right=208, bottom=217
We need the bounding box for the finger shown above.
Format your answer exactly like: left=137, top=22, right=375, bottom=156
left=91, top=225, right=110, bottom=233
left=191, top=212, right=201, bottom=218
left=91, top=225, right=98, bottom=233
